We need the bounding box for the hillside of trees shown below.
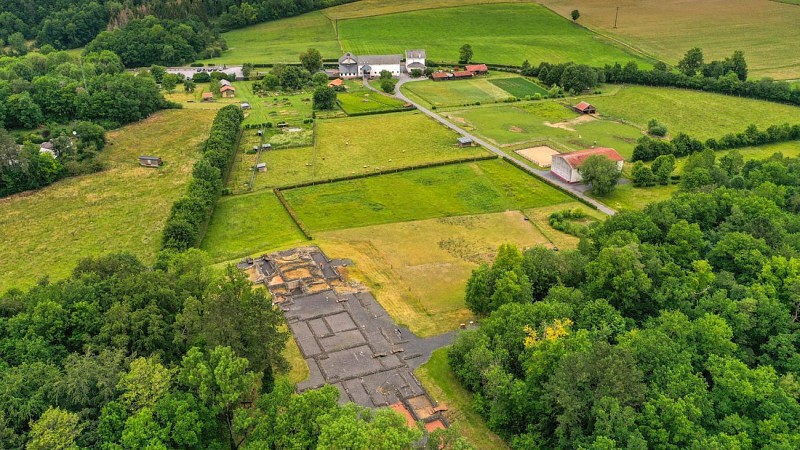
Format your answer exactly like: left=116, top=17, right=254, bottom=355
left=0, top=0, right=357, bottom=57
left=453, top=151, right=800, bottom=448
left=0, top=251, right=467, bottom=449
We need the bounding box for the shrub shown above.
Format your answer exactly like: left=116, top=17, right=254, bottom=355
left=647, top=118, right=668, bottom=137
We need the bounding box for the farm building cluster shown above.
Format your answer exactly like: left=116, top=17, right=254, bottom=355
left=238, top=247, right=453, bottom=430
left=337, top=49, right=426, bottom=78
left=431, top=64, right=489, bottom=81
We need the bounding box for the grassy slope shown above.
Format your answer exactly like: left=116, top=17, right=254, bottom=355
left=0, top=109, right=216, bottom=292
left=415, top=348, right=510, bottom=449
left=589, top=86, right=800, bottom=140
left=323, top=0, right=532, bottom=19
left=200, top=190, right=307, bottom=262
left=284, top=159, right=573, bottom=231
left=338, top=3, right=650, bottom=67
left=199, top=11, right=341, bottom=64
left=537, top=0, right=800, bottom=79
left=317, top=210, right=555, bottom=336
left=489, top=77, right=549, bottom=97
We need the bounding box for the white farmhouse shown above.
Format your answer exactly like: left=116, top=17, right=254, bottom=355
left=405, top=49, right=426, bottom=72
left=550, top=147, right=624, bottom=183
left=338, top=52, right=402, bottom=78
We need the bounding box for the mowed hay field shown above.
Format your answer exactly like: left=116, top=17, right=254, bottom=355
left=316, top=211, right=555, bottom=337
left=0, top=109, right=216, bottom=292
left=283, top=159, right=573, bottom=231
left=537, top=0, right=800, bottom=79
left=338, top=3, right=650, bottom=67
left=256, top=112, right=487, bottom=187
left=589, top=86, right=800, bottom=139
left=200, top=190, right=307, bottom=262
left=199, top=11, right=340, bottom=64
left=323, top=0, right=531, bottom=20
left=488, top=77, right=549, bottom=98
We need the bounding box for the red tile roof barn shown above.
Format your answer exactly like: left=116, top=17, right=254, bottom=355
left=453, top=70, right=474, bottom=78
left=432, top=72, right=450, bottom=79
left=557, top=148, right=623, bottom=169
left=574, top=101, right=595, bottom=113
left=327, top=78, right=343, bottom=87
left=220, top=85, right=236, bottom=92
left=466, top=64, right=488, bottom=73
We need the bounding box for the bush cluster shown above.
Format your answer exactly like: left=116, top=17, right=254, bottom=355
left=548, top=208, right=591, bottom=237
left=161, top=105, right=244, bottom=251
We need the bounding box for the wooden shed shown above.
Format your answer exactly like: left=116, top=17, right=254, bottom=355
left=457, top=137, right=474, bottom=147
left=573, top=101, right=596, bottom=114
left=139, top=156, right=162, bottom=167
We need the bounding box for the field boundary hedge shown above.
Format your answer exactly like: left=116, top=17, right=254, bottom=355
left=160, top=105, right=245, bottom=252
left=273, top=188, right=313, bottom=240
left=278, top=154, right=498, bottom=190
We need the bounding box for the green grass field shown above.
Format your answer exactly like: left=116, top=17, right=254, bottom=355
left=489, top=77, right=549, bottom=98
left=283, top=159, right=573, bottom=231
left=338, top=3, right=650, bottom=67
left=199, top=11, right=341, bottom=64
left=539, top=0, right=800, bottom=79
left=446, top=102, right=643, bottom=158
left=0, top=109, right=216, bottom=292
left=230, top=111, right=487, bottom=193
left=401, top=75, right=519, bottom=108
left=200, top=190, right=307, bottom=261
left=323, top=0, right=531, bottom=20
left=336, top=82, right=408, bottom=114
left=589, top=86, right=800, bottom=139
left=416, top=348, right=510, bottom=449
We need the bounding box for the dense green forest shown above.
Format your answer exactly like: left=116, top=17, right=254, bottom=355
left=452, top=150, right=800, bottom=448
left=0, top=0, right=356, bottom=56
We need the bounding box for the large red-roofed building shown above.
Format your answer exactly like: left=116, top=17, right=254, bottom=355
left=465, top=64, right=488, bottom=75
left=551, top=147, right=624, bottom=183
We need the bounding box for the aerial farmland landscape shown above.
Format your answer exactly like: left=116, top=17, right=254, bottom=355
left=3, top=0, right=800, bottom=448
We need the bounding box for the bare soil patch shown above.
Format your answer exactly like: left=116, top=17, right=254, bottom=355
left=544, top=114, right=596, bottom=131
left=516, top=146, right=559, bottom=167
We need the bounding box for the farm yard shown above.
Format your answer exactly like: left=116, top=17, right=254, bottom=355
left=282, top=159, right=573, bottom=232
left=337, top=3, right=650, bottom=67
left=0, top=109, right=216, bottom=292
left=538, top=0, right=800, bottom=79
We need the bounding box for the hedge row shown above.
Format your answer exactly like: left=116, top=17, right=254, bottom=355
left=273, top=188, right=313, bottom=240
left=278, top=154, right=498, bottom=190
left=161, top=105, right=245, bottom=252
left=632, top=122, right=800, bottom=162
left=338, top=105, right=414, bottom=117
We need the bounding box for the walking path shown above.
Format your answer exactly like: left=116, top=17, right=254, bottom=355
left=382, top=76, right=617, bottom=216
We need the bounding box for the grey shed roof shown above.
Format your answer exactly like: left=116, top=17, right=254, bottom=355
left=139, top=156, right=161, bottom=160
left=406, top=62, right=425, bottom=70
left=458, top=137, right=473, bottom=144
left=39, top=142, right=54, bottom=149
left=339, top=53, right=357, bottom=64
left=405, top=49, right=426, bottom=59
left=220, top=79, right=231, bottom=86
left=358, top=54, right=402, bottom=65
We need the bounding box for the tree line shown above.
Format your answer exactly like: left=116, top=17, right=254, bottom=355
left=161, top=105, right=244, bottom=253
left=452, top=151, right=800, bottom=448
left=632, top=122, right=800, bottom=162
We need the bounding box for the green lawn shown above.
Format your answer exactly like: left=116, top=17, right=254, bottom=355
left=415, top=348, right=509, bottom=449
left=231, top=111, right=487, bottom=192
left=338, top=3, right=650, bottom=67
left=236, top=83, right=315, bottom=127
left=592, top=183, right=678, bottom=211
left=489, top=77, right=549, bottom=98
left=0, top=109, right=217, bottom=292
left=283, top=159, right=573, bottom=231
left=337, top=82, right=407, bottom=114
left=199, top=11, right=341, bottom=64
left=401, top=75, right=519, bottom=108
left=589, top=86, right=800, bottom=139
left=200, top=190, right=307, bottom=261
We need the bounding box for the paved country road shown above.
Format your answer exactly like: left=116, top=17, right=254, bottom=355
left=382, top=75, right=618, bottom=216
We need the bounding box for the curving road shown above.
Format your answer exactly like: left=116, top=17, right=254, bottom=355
left=379, top=75, right=617, bottom=216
